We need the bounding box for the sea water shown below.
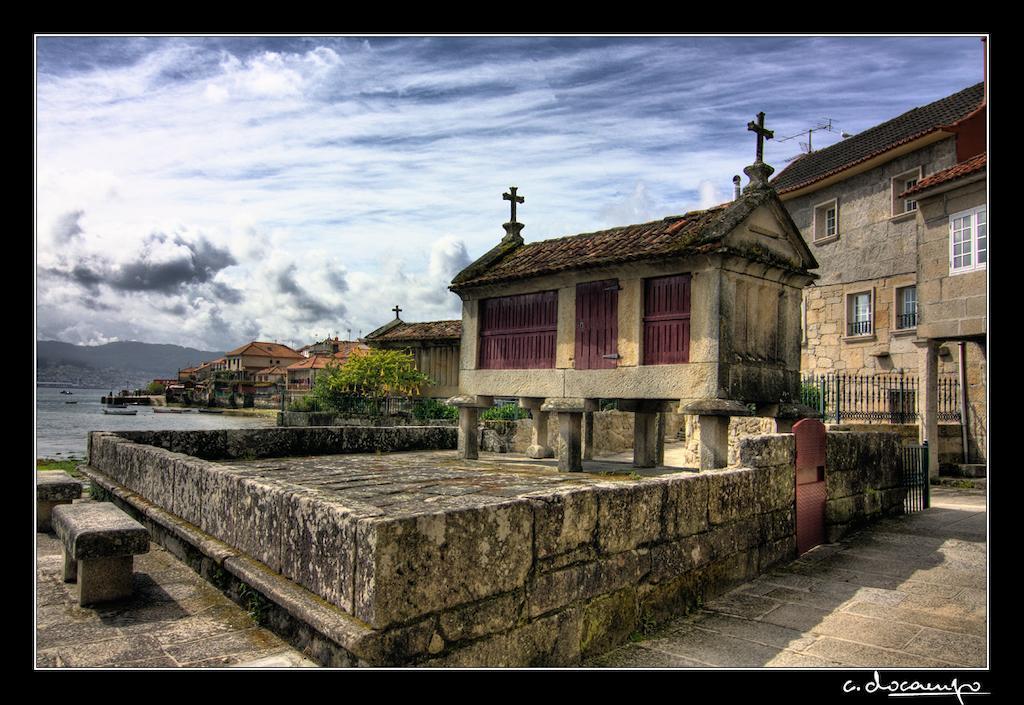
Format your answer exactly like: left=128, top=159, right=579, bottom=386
left=35, top=387, right=276, bottom=459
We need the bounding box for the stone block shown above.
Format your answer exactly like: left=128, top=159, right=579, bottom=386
left=227, top=476, right=287, bottom=573
left=759, top=508, right=795, bottom=544
left=200, top=467, right=242, bottom=547
left=759, top=536, right=797, bottom=572
left=355, top=500, right=534, bottom=629
left=752, top=464, right=795, bottom=514
left=649, top=534, right=712, bottom=582
left=431, top=608, right=582, bottom=667
left=826, top=467, right=864, bottom=499
left=737, top=434, right=794, bottom=468
left=595, top=482, right=664, bottom=554
left=529, top=487, right=598, bottom=560
left=282, top=491, right=358, bottom=613
left=353, top=617, right=437, bottom=666
left=528, top=551, right=641, bottom=618
left=825, top=495, right=862, bottom=525
left=636, top=571, right=705, bottom=625
left=662, top=473, right=709, bottom=539
left=171, top=458, right=210, bottom=527
left=580, top=588, right=637, bottom=660
left=438, top=590, right=525, bottom=643
left=136, top=449, right=177, bottom=512
left=706, top=468, right=754, bottom=526
left=706, top=517, right=759, bottom=559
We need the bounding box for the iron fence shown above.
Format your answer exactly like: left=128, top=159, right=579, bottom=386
left=800, top=372, right=961, bottom=424
left=900, top=442, right=931, bottom=513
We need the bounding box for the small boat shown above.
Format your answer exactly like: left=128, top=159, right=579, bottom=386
left=103, top=407, right=137, bottom=415
left=153, top=407, right=188, bottom=414
left=197, top=408, right=224, bottom=414
left=60, top=390, right=73, bottom=395
left=64, top=401, right=78, bottom=404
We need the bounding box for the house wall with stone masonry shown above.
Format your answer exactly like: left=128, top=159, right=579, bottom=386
left=784, top=137, right=958, bottom=376
left=84, top=427, right=904, bottom=666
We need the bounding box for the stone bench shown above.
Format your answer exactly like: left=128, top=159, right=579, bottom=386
left=37, top=471, right=83, bottom=532
left=52, top=503, right=150, bottom=606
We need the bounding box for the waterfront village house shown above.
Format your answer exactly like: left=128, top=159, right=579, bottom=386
left=286, top=354, right=341, bottom=391
left=223, top=341, right=304, bottom=380
left=301, top=336, right=365, bottom=358
left=363, top=314, right=462, bottom=400
left=448, top=139, right=819, bottom=473
left=770, top=81, right=986, bottom=474
left=771, top=82, right=984, bottom=378
left=901, top=151, right=987, bottom=474
left=254, top=366, right=288, bottom=384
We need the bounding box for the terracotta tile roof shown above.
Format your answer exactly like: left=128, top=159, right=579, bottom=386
left=333, top=342, right=370, bottom=357
left=366, top=321, right=462, bottom=342
left=901, top=152, right=986, bottom=198
left=771, top=83, right=985, bottom=195
left=257, top=366, right=289, bottom=376
left=225, top=341, right=303, bottom=359
left=287, top=355, right=338, bottom=370
left=452, top=206, right=731, bottom=289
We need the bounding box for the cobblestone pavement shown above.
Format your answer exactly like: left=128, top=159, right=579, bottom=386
left=589, top=487, right=987, bottom=668
left=35, top=499, right=317, bottom=669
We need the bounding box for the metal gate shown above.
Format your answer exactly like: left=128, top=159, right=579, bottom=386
left=900, top=441, right=931, bottom=513
left=794, top=418, right=827, bottom=555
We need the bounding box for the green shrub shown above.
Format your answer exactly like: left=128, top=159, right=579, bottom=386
left=288, top=396, right=321, bottom=412
left=481, top=403, right=529, bottom=421
left=801, top=383, right=822, bottom=410
left=412, top=398, right=457, bottom=421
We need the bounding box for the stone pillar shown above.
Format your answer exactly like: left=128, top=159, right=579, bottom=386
left=458, top=406, right=480, bottom=460
left=656, top=412, right=666, bottom=466
left=682, top=399, right=751, bottom=472
left=759, top=402, right=820, bottom=434
left=919, top=340, right=940, bottom=479
left=633, top=411, right=659, bottom=468
left=558, top=413, right=583, bottom=472
left=527, top=410, right=554, bottom=459
left=582, top=411, right=595, bottom=461
left=541, top=398, right=587, bottom=473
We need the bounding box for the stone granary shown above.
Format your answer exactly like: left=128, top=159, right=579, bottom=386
left=449, top=122, right=820, bottom=472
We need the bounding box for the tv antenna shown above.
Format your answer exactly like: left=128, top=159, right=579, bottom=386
left=778, top=118, right=851, bottom=162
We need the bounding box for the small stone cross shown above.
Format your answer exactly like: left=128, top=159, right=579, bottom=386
left=392, top=305, right=402, bottom=319
left=503, top=187, right=524, bottom=223
left=747, top=112, right=774, bottom=163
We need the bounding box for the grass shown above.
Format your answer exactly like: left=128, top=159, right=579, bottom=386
left=37, top=457, right=87, bottom=481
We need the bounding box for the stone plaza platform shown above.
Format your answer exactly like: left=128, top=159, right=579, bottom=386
left=80, top=426, right=904, bottom=667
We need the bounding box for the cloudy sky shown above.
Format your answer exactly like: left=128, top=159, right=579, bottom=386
left=35, top=35, right=985, bottom=352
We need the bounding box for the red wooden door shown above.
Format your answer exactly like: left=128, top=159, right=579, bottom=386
left=478, top=291, right=558, bottom=369
left=575, top=280, right=619, bottom=370
left=643, top=274, right=691, bottom=365
left=793, top=418, right=827, bottom=555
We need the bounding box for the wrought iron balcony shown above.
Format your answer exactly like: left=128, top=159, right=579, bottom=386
left=847, top=320, right=872, bottom=336
left=896, top=312, right=918, bottom=329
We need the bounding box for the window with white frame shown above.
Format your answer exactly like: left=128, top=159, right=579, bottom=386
left=950, top=205, right=987, bottom=274
left=846, top=291, right=873, bottom=337
left=813, top=199, right=839, bottom=241
left=895, top=285, right=917, bottom=329
left=892, top=167, right=922, bottom=216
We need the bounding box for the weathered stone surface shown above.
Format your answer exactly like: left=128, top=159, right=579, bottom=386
left=649, top=534, right=712, bottom=582
left=580, top=588, right=637, bottom=660
left=636, top=570, right=705, bottom=625
left=438, top=590, right=525, bottom=643
left=752, top=464, right=795, bottom=514
left=759, top=536, right=797, bottom=572
left=231, top=477, right=287, bottom=573
left=200, top=467, right=242, bottom=547
left=37, top=472, right=83, bottom=501
left=53, top=503, right=150, bottom=560
left=528, top=487, right=598, bottom=559
left=282, top=491, right=358, bottom=612
left=596, top=482, right=664, bottom=554
left=529, top=551, right=642, bottom=617
left=354, top=500, right=534, bottom=629
left=759, top=508, right=796, bottom=544
left=706, top=468, right=755, bottom=525
left=662, top=473, right=709, bottom=539
left=429, top=608, right=583, bottom=667
left=171, top=458, right=210, bottom=527
left=738, top=434, right=794, bottom=469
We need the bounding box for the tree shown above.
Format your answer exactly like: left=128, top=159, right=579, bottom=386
left=311, top=348, right=432, bottom=412
left=146, top=381, right=166, bottom=395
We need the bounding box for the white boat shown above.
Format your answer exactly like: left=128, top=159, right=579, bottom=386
left=103, top=407, right=137, bottom=415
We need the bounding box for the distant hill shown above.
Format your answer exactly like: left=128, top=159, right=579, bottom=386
left=37, top=340, right=224, bottom=388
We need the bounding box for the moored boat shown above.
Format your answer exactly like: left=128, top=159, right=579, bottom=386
left=197, top=408, right=224, bottom=414
left=153, top=407, right=189, bottom=413
left=103, top=407, right=137, bottom=415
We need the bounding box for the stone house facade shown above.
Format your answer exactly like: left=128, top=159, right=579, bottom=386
left=449, top=159, right=818, bottom=472
left=902, top=152, right=987, bottom=469
left=772, top=83, right=985, bottom=379
left=223, top=341, right=304, bottom=379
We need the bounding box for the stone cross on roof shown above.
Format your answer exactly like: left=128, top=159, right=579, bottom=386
left=747, top=112, right=774, bottom=164
left=503, top=187, right=524, bottom=224
left=392, top=305, right=402, bottom=319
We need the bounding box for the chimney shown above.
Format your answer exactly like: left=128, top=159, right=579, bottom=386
left=732, top=175, right=742, bottom=201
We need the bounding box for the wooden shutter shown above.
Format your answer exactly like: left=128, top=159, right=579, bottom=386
left=575, top=280, right=619, bottom=370
left=478, top=291, right=558, bottom=369
left=643, top=274, right=691, bottom=365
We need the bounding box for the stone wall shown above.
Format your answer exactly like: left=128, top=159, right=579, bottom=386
left=279, top=411, right=457, bottom=429
left=94, top=425, right=457, bottom=461
left=683, top=415, right=776, bottom=467
left=823, top=431, right=905, bottom=542
left=83, top=428, right=904, bottom=666
left=479, top=411, right=687, bottom=456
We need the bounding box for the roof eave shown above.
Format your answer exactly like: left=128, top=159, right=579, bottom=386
left=902, top=170, right=986, bottom=201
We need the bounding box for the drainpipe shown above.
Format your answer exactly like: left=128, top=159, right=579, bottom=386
left=958, top=342, right=969, bottom=463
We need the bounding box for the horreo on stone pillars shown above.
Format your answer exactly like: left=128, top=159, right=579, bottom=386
left=447, top=394, right=493, bottom=460
left=541, top=398, right=588, bottom=472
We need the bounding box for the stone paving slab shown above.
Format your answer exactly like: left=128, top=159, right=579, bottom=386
left=589, top=487, right=987, bottom=668
left=36, top=500, right=318, bottom=669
